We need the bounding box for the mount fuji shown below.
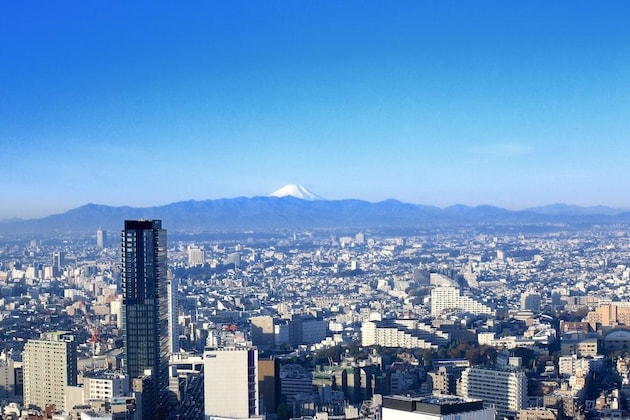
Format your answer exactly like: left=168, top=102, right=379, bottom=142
left=269, top=184, right=324, bottom=201
left=2, top=188, right=630, bottom=234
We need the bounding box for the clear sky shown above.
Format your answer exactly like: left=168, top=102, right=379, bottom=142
left=1, top=1, right=629, bottom=219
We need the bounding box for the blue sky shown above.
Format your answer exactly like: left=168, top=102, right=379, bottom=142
left=1, top=1, right=629, bottom=219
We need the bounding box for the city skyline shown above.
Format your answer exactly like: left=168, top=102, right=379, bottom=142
left=2, top=1, right=629, bottom=219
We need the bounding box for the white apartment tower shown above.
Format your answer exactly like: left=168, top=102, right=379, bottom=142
left=204, top=346, right=260, bottom=419
left=457, top=367, right=527, bottom=418
left=23, top=331, right=77, bottom=412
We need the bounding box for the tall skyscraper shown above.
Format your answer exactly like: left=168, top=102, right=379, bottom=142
left=52, top=250, right=65, bottom=277
left=121, top=219, right=168, bottom=419
left=204, top=346, right=260, bottom=419
left=23, top=331, right=77, bottom=412
left=96, top=228, right=106, bottom=249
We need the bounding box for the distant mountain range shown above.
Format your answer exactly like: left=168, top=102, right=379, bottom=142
left=522, top=203, right=628, bottom=216
left=1, top=185, right=629, bottom=234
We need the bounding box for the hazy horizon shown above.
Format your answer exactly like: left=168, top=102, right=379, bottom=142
left=2, top=1, right=629, bottom=219
left=3, top=187, right=630, bottom=222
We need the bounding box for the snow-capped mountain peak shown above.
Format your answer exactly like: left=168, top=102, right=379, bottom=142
left=269, top=184, right=324, bottom=200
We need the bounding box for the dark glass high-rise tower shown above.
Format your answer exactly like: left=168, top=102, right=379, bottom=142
left=121, top=219, right=168, bottom=418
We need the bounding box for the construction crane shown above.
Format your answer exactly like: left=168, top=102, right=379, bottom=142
left=82, top=305, right=100, bottom=362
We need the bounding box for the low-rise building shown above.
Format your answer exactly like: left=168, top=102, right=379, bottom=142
left=382, top=394, right=494, bottom=420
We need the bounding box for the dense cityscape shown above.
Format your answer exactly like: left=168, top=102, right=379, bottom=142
left=3, top=0, right=627, bottom=419
left=1, top=215, right=630, bottom=419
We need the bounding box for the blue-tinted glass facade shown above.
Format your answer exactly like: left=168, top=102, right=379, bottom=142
left=121, top=220, right=168, bottom=418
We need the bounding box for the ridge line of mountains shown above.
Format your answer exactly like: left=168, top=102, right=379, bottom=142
left=1, top=197, right=629, bottom=234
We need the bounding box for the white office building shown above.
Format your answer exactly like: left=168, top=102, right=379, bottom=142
left=83, top=371, right=129, bottom=402
left=204, top=346, right=261, bottom=419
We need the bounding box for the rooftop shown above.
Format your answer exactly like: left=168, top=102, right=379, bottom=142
left=383, top=394, right=485, bottom=415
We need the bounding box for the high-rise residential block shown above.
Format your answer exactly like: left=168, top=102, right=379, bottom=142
left=121, top=219, right=168, bottom=418
left=457, top=367, right=527, bottom=418
left=430, top=286, right=494, bottom=317
left=23, top=331, right=77, bottom=412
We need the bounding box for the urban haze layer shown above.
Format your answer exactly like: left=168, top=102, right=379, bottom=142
left=0, top=198, right=630, bottom=420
